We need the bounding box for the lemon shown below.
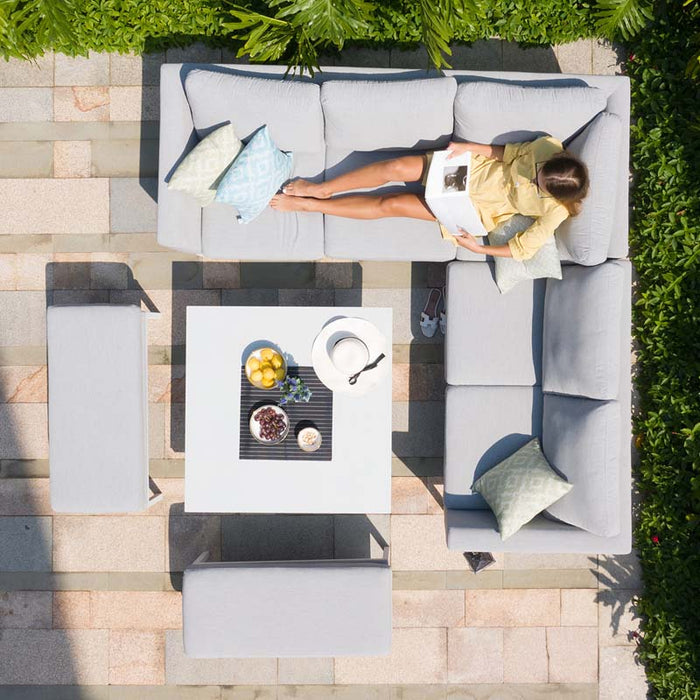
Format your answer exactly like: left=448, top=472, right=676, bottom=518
left=247, top=357, right=261, bottom=372
left=260, top=361, right=271, bottom=371
left=262, top=367, right=275, bottom=381
left=251, top=370, right=263, bottom=382
left=271, top=354, right=283, bottom=369
left=262, top=378, right=275, bottom=388
left=260, top=348, right=274, bottom=361
left=274, top=368, right=286, bottom=381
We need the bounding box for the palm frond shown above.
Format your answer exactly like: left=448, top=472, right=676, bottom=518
left=595, top=0, right=653, bottom=40
left=418, top=0, right=479, bottom=69
left=0, top=0, right=76, bottom=59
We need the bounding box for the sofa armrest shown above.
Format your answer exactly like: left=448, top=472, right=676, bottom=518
left=157, top=64, right=202, bottom=255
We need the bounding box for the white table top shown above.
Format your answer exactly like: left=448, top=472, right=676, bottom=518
left=184, top=306, right=393, bottom=514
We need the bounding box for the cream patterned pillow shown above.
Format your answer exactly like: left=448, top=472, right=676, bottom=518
left=489, top=214, right=562, bottom=294
left=167, top=123, right=242, bottom=206
left=472, top=437, right=573, bottom=540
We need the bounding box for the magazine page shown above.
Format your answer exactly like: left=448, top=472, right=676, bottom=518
left=424, top=150, right=488, bottom=239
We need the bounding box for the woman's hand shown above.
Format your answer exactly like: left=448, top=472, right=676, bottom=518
left=454, top=228, right=484, bottom=253
left=446, top=141, right=474, bottom=160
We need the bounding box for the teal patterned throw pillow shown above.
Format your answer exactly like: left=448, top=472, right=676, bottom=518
left=214, top=126, right=293, bottom=223
left=489, top=215, right=562, bottom=294
left=472, top=437, right=573, bottom=540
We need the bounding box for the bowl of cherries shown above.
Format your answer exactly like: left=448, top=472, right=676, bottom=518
left=249, top=405, right=289, bottom=445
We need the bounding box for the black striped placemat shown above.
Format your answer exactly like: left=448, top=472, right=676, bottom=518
left=239, top=366, right=333, bottom=461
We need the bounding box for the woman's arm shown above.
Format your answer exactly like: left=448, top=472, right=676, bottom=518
left=454, top=229, right=513, bottom=258
left=447, top=141, right=505, bottom=161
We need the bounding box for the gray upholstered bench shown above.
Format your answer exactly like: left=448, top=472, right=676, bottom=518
left=182, top=550, right=392, bottom=658
left=47, top=304, right=161, bottom=513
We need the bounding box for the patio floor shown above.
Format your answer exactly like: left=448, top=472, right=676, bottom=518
left=0, top=43, right=649, bottom=699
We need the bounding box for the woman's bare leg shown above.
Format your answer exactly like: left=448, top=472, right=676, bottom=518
left=284, top=155, right=427, bottom=199
left=270, top=192, right=435, bottom=221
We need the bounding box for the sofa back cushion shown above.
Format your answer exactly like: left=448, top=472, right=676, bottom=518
left=556, top=111, right=623, bottom=265
left=321, top=77, right=457, bottom=151
left=453, top=81, right=606, bottom=145
left=184, top=69, right=324, bottom=155
left=542, top=394, right=620, bottom=537
left=543, top=260, right=625, bottom=400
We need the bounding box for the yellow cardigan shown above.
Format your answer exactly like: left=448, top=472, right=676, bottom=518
left=469, top=136, right=570, bottom=260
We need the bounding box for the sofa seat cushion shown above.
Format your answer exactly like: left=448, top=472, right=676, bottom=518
left=557, top=111, right=623, bottom=265
left=184, top=69, right=324, bottom=154
left=47, top=305, right=149, bottom=513
left=183, top=561, right=392, bottom=657
left=543, top=394, right=621, bottom=537
left=323, top=149, right=456, bottom=261
left=543, top=260, right=626, bottom=400
left=321, top=77, right=457, bottom=151
left=444, top=385, right=543, bottom=510
left=445, top=261, right=545, bottom=386
left=453, top=81, right=607, bottom=145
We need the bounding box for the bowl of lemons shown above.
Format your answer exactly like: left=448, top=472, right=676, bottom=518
left=245, top=347, right=287, bottom=390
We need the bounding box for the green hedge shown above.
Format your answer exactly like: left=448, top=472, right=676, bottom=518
left=1, top=0, right=594, bottom=60
left=625, top=3, right=700, bottom=698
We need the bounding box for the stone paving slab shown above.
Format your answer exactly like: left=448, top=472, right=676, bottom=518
left=164, top=630, right=277, bottom=685
left=110, top=178, right=157, bottom=233
left=0, top=88, right=53, bottom=122
left=0, top=142, right=52, bottom=177
left=277, top=658, right=334, bottom=685
left=0, top=629, right=109, bottom=684
left=0, top=54, right=54, bottom=87
left=0, top=179, right=109, bottom=234
left=0, top=404, right=48, bottom=460
left=599, top=646, right=649, bottom=699
left=109, top=630, right=165, bottom=685
left=55, top=52, right=110, bottom=87
left=0, top=591, right=52, bottom=629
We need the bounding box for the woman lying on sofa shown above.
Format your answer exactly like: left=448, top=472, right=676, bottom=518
left=270, top=136, right=589, bottom=261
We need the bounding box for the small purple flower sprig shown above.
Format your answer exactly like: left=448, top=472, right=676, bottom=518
left=276, top=375, right=312, bottom=406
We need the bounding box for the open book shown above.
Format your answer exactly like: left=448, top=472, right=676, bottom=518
left=424, top=150, right=488, bottom=244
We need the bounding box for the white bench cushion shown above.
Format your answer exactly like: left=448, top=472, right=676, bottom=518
left=183, top=560, right=392, bottom=657
left=47, top=305, right=149, bottom=513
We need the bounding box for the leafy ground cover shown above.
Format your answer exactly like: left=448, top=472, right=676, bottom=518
left=623, top=4, right=700, bottom=698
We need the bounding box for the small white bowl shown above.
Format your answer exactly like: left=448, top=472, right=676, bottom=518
left=297, top=427, right=322, bottom=452
left=249, top=405, right=289, bottom=445
left=330, top=337, right=368, bottom=375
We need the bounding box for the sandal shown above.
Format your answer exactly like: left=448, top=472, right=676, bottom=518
left=439, top=284, right=447, bottom=335
left=420, top=287, right=442, bottom=338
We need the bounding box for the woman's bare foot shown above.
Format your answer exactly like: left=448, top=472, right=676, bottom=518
left=282, top=179, right=329, bottom=198
left=270, top=193, right=312, bottom=211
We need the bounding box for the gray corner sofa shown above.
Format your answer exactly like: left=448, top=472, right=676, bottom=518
left=158, top=64, right=632, bottom=553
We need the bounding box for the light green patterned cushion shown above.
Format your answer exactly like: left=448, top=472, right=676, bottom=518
left=489, top=215, right=562, bottom=294
left=472, top=437, right=573, bottom=540
left=167, top=123, right=242, bottom=206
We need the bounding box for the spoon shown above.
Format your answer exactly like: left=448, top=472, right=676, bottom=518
left=348, top=353, right=386, bottom=385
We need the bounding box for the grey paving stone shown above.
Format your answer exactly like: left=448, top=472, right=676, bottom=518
left=166, top=43, right=222, bottom=64
left=599, top=647, right=649, bottom=700
left=240, top=262, right=315, bottom=288
left=50, top=289, right=110, bottom=305
left=392, top=401, right=445, bottom=458
left=126, top=253, right=201, bottom=290
left=91, top=138, right=159, bottom=177
left=0, top=516, right=52, bottom=571
left=503, top=569, right=597, bottom=589
left=279, top=288, right=335, bottom=306
left=0, top=459, right=49, bottom=478
left=221, top=687, right=276, bottom=700
left=110, top=51, right=166, bottom=86
left=90, top=261, right=128, bottom=289
left=149, top=459, right=185, bottom=478
left=390, top=47, right=431, bottom=69
left=360, top=262, right=428, bottom=289
left=47, top=261, right=91, bottom=289
left=0, top=292, right=47, bottom=346
left=167, top=514, right=221, bottom=572
left=0, top=572, right=111, bottom=591
left=55, top=51, right=110, bottom=86
left=392, top=457, right=443, bottom=477
left=0, top=234, right=52, bottom=254
left=109, top=232, right=163, bottom=253
left=221, top=288, right=279, bottom=306
left=52, top=233, right=110, bottom=253
left=0, top=403, right=48, bottom=460
left=278, top=687, right=391, bottom=700
left=202, top=262, right=240, bottom=289
left=502, top=44, right=560, bottom=73
left=334, top=514, right=390, bottom=559
left=556, top=39, right=593, bottom=74
left=592, top=39, right=626, bottom=75
left=449, top=40, right=503, bottom=70
left=392, top=344, right=444, bottom=364
left=278, top=657, right=334, bottom=685
left=0, top=53, right=54, bottom=87
left=165, top=630, right=276, bottom=685
left=0, top=142, right=52, bottom=177
left=110, top=177, right=157, bottom=233
left=0, top=687, right=110, bottom=700
left=445, top=685, right=598, bottom=699
left=335, top=47, right=391, bottom=68
left=0, top=121, right=157, bottom=142
left=445, top=570, right=504, bottom=590
left=0, top=629, right=109, bottom=684
left=222, top=514, right=334, bottom=561
left=109, top=687, right=221, bottom=700
left=0, top=88, right=53, bottom=122
left=0, top=347, right=47, bottom=367
left=315, top=261, right=358, bottom=289
left=0, top=591, right=52, bottom=628
left=392, top=570, right=447, bottom=590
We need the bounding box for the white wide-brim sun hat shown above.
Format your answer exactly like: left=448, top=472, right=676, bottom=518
left=311, top=317, right=389, bottom=396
